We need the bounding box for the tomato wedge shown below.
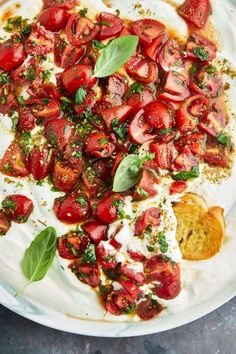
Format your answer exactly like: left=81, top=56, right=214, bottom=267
left=132, top=19, right=166, bottom=47
left=62, top=64, right=96, bottom=94
left=52, top=161, right=80, bottom=193
left=198, top=102, right=227, bottom=137
left=178, top=0, right=211, bottom=29
left=84, top=132, right=115, bottom=158
left=57, top=232, right=90, bottom=260
left=143, top=32, right=167, bottom=61
left=133, top=161, right=159, bottom=200
left=171, top=146, right=199, bottom=172
left=101, top=104, right=132, bottom=130
left=82, top=221, right=107, bottom=245
left=135, top=208, right=160, bottom=235
left=144, top=100, right=174, bottom=130
left=137, top=299, right=163, bottom=320
left=29, top=146, right=55, bottom=181
left=169, top=181, right=187, bottom=195
left=203, top=138, right=231, bottom=168
left=105, top=289, right=135, bottom=315
left=158, top=40, right=183, bottom=72
left=66, top=14, right=100, bottom=47
left=129, top=109, right=156, bottom=144
left=0, top=42, right=25, bottom=72
left=17, top=108, right=36, bottom=132
left=185, top=33, right=217, bottom=62
left=190, top=65, right=223, bottom=98
left=0, top=143, right=29, bottom=177
left=25, top=24, right=54, bottom=55
left=2, top=194, right=33, bottom=223
left=126, top=87, right=155, bottom=113
left=125, top=56, right=158, bottom=84
left=70, top=261, right=100, bottom=288
left=54, top=36, right=86, bottom=69
left=26, top=99, right=61, bottom=120
left=160, top=71, right=190, bottom=102
left=150, top=142, right=177, bottom=170
left=44, top=118, right=75, bottom=150
left=97, top=193, right=123, bottom=224
left=98, top=12, right=123, bottom=40
left=38, top=7, right=69, bottom=32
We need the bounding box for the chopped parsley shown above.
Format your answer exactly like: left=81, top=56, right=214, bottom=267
left=79, top=7, right=88, bottom=17
left=3, top=16, right=28, bottom=33
left=111, top=118, right=128, bottom=142
left=158, top=232, right=168, bottom=253
left=2, top=199, right=16, bottom=211
left=42, top=69, right=51, bottom=83
left=193, top=47, right=209, bottom=61
left=82, top=244, right=96, bottom=263
left=0, top=73, right=10, bottom=84
left=128, top=82, right=143, bottom=97
left=75, top=86, right=87, bottom=105
left=75, top=195, right=87, bottom=206
left=136, top=188, right=149, bottom=199
left=24, top=67, right=36, bottom=81
left=99, top=137, right=109, bottom=145
left=99, top=20, right=112, bottom=27
left=43, top=98, right=50, bottom=105
left=160, top=127, right=172, bottom=135
left=17, top=96, right=25, bottom=106
left=112, top=199, right=128, bottom=219
left=190, top=63, right=199, bottom=75
left=217, top=132, right=232, bottom=146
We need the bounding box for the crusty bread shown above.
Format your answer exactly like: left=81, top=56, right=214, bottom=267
left=173, top=193, right=225, bottom=261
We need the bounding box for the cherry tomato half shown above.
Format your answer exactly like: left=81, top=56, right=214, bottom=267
left=62, top=64, right=96, bottom=94
left=135, top=208, right=160, bottom=235
left=178, top=0, right=211, bottom=29
left=132, top=19, right=166, bottom=47
left=66, top=14, right=100, bottom=47
left=84, top=132, right=115, bottom=158
left=0, top=143, right=29, bottom=177
left=125, top=56, right=158, bottom=84
left=144, top=100, right=174, bottom=130
left=38, top=7, right=69, bottom=32
left=29, top=146, right=55, bottom=181
left=98, top=12, right=123, bottom=40
left=2, top=194, right=33, bottom=223
left=52, top=161, right=80, bottom=193
left=129, top=109, right=157, bottom=144
left=0, top=42, right=25, bottom=72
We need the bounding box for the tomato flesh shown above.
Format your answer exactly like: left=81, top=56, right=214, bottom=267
left=62, top=64, right=97, bottom=94
left=0, top=42, right=25, bottom=72
left=38, top=8, right=69, bottom=32
left=129, top=109, right=157, bottom=144
left=2, top=194, right=33, bottom=223
left=144, top=100, right=173, bottom=130
left=178, top=0, right=211, bottom=29
left=132, top=19, right=166, bottom=47
left=29, top=146, right=55, bottom=181
left=98, top=12, right=123, bottom=40
left=135, top=208, right=160, bottom=235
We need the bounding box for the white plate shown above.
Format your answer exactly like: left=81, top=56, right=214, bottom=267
left=0, top=0, right=236, bottom=337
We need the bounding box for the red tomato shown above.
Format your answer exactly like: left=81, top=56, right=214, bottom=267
left=2, top=194, right=33, bottom=223
left=135, top=208, right=160, bottom=235
left=104, top=73, right=128, bottom=106
left=26, top=99, right=61, bottom=120
left=137, top=298, right=163, bottom=320
left=74, top=90, right=96, bottom=116
left=143, top=32, right=167, bottom=61
left=105, top=290, right=135, bottom=315
left=84, top=132, right=115, bottom=158
left=171, top=146, right=199, bottom=171
left=145, top=255, right=180, bottom=284
left=44, top=118, right=75, bottom=149
left=119, top=280, right=142, bottom=300
left=150, top=142, right=177, bottom=170
left=178, top=0, right=211, bottom=29
left=176, top=95, right=210, bottom=133
left=129, top=109, right=157, bottom=144
left=185, top=33, right=217, bottom=62
left=29, top=146, right=55, bottom=181
left=54, top=36, right=86, bottom=68
left=169, top=181, right=187, bottom=195
left=62, top=142, right=84, bottom=173
left=101, top=104, right=132, bottom=130
left=0, top=42, right=25, bottom=71
left=0, top=143, right=29, bottom=177
left=52, top=161, right=80, bottom=193
left=160, top=71, right=190, bottom=102
left=17, top=108, right=36, bottom=132
left=43, top=0, right=77, bottom=9
left=144, top=100, right=174, bottom=130
left=57, top=232, right=90, bottom=260
left=53, top=193, right=91, bottom=224
left=119, top=27, right=132, bottom=37
left=0, top=87, right=17, bottom=115
left=62, top=64, right=96, bottom=94
left=132, top=19, right=166, bottom=47
left=175, top=133, right=207, bottom=156
left=203, top=138, right=231, bottom=168
left=158, top=40, right=183, bottom=72
left=190, top=65, right=223, bottom=98
left=96, top=242, right=118, bottom=269
left=38, top=7, right=69, bottom=32
left=28, top=83, right=60, bottom=100
left=0, top=211, right=10, bottom=236
left=154, top=279, right=181, bottom=299
left=198, top=102, right=227, bottom=137
left=82, top=221, right=107, bottom=245
left=25, top=24, right=54, bottom=55
left=66, top=14, right=100, bottom=46
left=97, top=193, right=123, bottom=224
left=126, top=87, right=155, bottom=113
left=133, top=161, right=159, bottom=200
left=70, top=261, right=100, bottom=288
left=98, top=12, right=123, bottom=40
left=125, top=56, right=158, bottom=84
left=118, top=264, right=146, bottom=285
left=127, top=250, right=146, bottom=262
left=111, top=152, right=126, bottom=177
left=11, top=57, right=40, bottom=85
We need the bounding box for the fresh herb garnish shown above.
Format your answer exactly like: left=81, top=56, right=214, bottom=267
left=4, top=16, right=28, bottom=33
left=75, top=195, right=87, bottom=206
left=111, top=118, right=128, bottom=141
left=113, top=154, right=142, bottom=192
left=2, top=199, right=16, bottom=211
left=42, top=69, right=51, bottom=83
left=17, top=96, right=25, bottom=106
left=79, top=8, right=88, bottom=17
left=24, top=67, right=35, bottom=81
left=75, top=86, right=87, bottom=105
left=193, top=47, right=209, bottom=61
left=112, top=199, right=128, bottom=219
left=158, top=232, right=168, bottom=253
left=172, top=167, right=200, bottom=181
left=82, top=244, right=96, bottom=263
left=92, top=40, right=106, bottom=50
left=0, top=72, right=10, bottom=84
left=128, top=82, right=143, bottom=97
left=160, top=127, right=172, bottom=135
left=136, top=188, right=149, bottom=199
left=217, top=132, right=232, bottom=146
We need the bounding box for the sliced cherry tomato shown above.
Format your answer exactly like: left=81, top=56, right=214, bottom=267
left=190, top=65, right=223, bottom=98
left=17, top=108, right=36, bottom=132
left=43, top=0, right=77, bottom=9
left=158, top=40, right=183, bottom=72
left=26, top=99, right=61, bottom=120
left=97, top=193, right=123, bottom=224
left=135, top=208, right=160, bottom=235
left=119, top=27, right=132, bottom=37
left=63, top=141, right=84, bottom=173
left=98, top=12, right=123, bottom=40
left=169, top=181, right=187, bottom=195
left=178, top=0, right=211, bottom=29
left=38, top=7, right=69, bottom=32
left=105, top=289, right=135, bottom=315
left=96, top=242, right=118, bottom=269
left=150, top=142, right=177, bottom=170
left=62, top=64, right=96, bottom=94
left=198, top=102, right=227, bottom=137
left=2, top=194, right=33, bottom=223
left=11, top=58, right=41, bottom=85
left=57, top=231, right=90, bottom=259
left=82, top=160, right=111, bottom=195
left=137, top=298, right=163, bottom=320
left=125, top=56, right=158, bottom=84
left=0, top=211, right=10, bottom=236
left=0, top=41, right=25, bottom=71
left=160, top=71, right=190, bottom=102
left=25, top=24, right=54, bottom=55
left=133, top=161, right=159, bottom=200
left=171, top=146, right=199, bottom=171
left=101, top=104, right=132, bottom=130
left=144, top=100, right=174, bottom=130
left=145, top=255, right=180, bottom=284
left=143, top=32, right=168, bottom=61
left=52, top=161, right=80, bottom=193
left=66, top=14, right=100, bottom=47
left=29, top=146, right=55, bottom=181
left=70, top=261, right=100, bottom=288
left=126, top=87, right=155, bottom=113
left=129, top=109, right=156, bottom=144
left=54, top=36, right=86, bottom=68
left=203, top=138, right=231, bottom=168
left=119, top=280, right=142, bottom=300
left=44, top=118, right=75, bottom=150
left=28, top=83, right=60, bottom=100
left=118, top=264, right=146, bottom=285
left=127, top=249, right=146, bottom=262
left=82, top=220, right=107, bottom=245
left=104, top=73, right=128, bottom=106
left=175, top=133, right=207, bottom=156
left=53, top=193, right=91, bottom=224
left=0, top=142, right=29, bottom=177
left=154, top=279, right=181, bottom=299
left=84, top=132, right=115, bottom=158
left=185, top=33, right=217, bottom=62
left=176, top=95, right=210, bottom=133
left=132, top=19, right=166, bottom=47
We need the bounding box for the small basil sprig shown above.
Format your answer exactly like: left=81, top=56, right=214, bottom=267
left=16, top=227, right=57, bottom=296
left=172, top=167, right=200, bottom=181
left=93, top=35, right=139, bottom=78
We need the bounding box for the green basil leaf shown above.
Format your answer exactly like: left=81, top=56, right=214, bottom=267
left=113, top=154, right=142, bottom=192
left=172, top=167, right=200, bottom=181
left=17, top=227, right=57, bottom=295
left=217, top=132, right=232, bottom=146
left=93, top=35, right=139, bottom=78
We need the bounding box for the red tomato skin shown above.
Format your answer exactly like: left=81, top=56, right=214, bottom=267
left=82, top=221, right=107, bottom=245
left=43, top=0, right=77, bottom=9
left=17, top=108, right=36, bottom=132
left=175, top=133, right=207, bottom=156
left=118, top=264, right=146, bottom=285
left=150, top=142, right=177, bottom=170
left=178, top=0, right=211, bottom=29
left=125, top=56, right=158, bottom=84
left=54, top=36, right=86, bottom=69
left=11, top=57, right=40, bottom=85
left=105, top=290, right=135, bottom=315
left=198, top=103, right=227, bottom=137
left=0, top=211, right=10, bottom=236
left=133, top=161, right=160, bottom=201
left=154, top=279, right=181, bottom=300
left=84, top=132, right=115, bottom=158
left=118, top=280, right=142, bottom=300
left=29, top=146, right=55, bottom=181
left=132, top=19, right=166, bottom=47
left=57, top=233, right=90, bottom=260
left=52, top=161, right=80, bottom=193
left=2, top=194, right=33, bottom=223
left=145, top=255, right=180, bottom=284
left=62, top=64, right=96, bottom=94
left=96, top=242, right=118, bottom=269
left=38, top=8, right=69, bottom=32
left=126, top=87, right=155, bottom=113
left=66, top=14, right=100, bottom=47
left=26, top=99, right=61, bottom=120
left=0, top=42, right=25, bottom=71
left=70, top=261, right=100, bottom=287
left=158, top=39, right=183, bottom=72
left=203, top=138, right=230, bottom=168
left=44, top=118, right=75, bottom=150
left=169, top=181, right=187, bottom=195
left=143, top=32, right=168, bottom=61
left=129, top=109, right=157, bottom=144
left=135, top=208, right=160, bottom=235
left=160, top=71, right=190, bottom=103
left=101, top=104, right=132, bottom=130
left=127, top=250, right=146, bottom=262
left=53, top=194, right=91, bottom=224
left=144, top=100, right=173, bottom=130
left=25, top=24, right=54, bottom=55
left=0, top=143, right=30, bottom=177
left=185, top=33, right=217, bottom=62
left=97, top=193, right=122, bottom=224
left=137, top=299, right=163, bottom=320
left=98, top=12, right=124, bottom=40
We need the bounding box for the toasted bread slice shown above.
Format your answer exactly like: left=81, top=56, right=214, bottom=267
left=173, top=193, right=225, bottom=260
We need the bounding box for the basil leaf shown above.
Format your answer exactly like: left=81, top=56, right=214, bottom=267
left=17, top=227, right=57, bottom=295
left=172, top=167, right=200, bottom=181
left=217, top=132, right=232, bottom=146
left=93, top=35, right=139, bottom=78
left=75, top=86, right=87, bottom=105
left=113, top=154, right=142, bottom=192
